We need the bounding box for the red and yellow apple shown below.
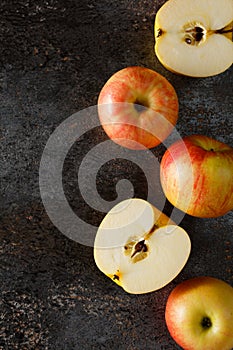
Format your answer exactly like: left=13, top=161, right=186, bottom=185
left=160, top=134, right=233, bottom=218
left=165, top=276, right=233, bottom=350
left=98, top=66, right=179, bottom=150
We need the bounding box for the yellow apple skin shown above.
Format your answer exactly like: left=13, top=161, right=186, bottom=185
left=160, top=135, right=233, bottom=218
left=165, top=277, right=233, bottom=350
left=98, top=66, right=179, bottom=150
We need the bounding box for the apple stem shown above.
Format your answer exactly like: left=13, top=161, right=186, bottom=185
left=145, top=224, right=158, bottom=239
left=216, top=28, right=233, bottom=34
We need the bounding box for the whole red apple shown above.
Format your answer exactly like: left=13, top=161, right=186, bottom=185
left=160, top=134, right=233, bottom=218
left=98, top=66, right=179, bottom=150
left=165, top=277, right=233, bottom=350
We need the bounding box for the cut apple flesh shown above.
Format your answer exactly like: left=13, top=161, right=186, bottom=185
left=94, top=198, right=191, bottom=294
left=154, top=0, right=233, bottom=77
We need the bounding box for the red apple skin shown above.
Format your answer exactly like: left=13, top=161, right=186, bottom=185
left=98, top=66, right=179, bottom=150
left=160, top=134, right=233, bottom=218
left=165, top=277, right=233, bottom=350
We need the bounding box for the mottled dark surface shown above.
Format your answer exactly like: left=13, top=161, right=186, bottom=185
left=0, top=0, right=232, bottom=349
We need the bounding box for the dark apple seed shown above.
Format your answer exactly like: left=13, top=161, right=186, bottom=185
left=185, top=38, right=192, bottom=45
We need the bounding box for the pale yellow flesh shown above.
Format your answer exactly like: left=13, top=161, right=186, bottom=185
left=155, top=0, right=233, bottom=77
left=156, top=34, right=233, bottom=77
left=155, top=0, right=233, bottom=31
left=94, top=198, right=191, bottom=294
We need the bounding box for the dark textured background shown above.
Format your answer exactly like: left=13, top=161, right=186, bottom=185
left=0, top=0, right=232, bottom=349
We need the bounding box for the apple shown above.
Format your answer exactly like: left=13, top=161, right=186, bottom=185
left=165, top=276, right=233, bottom=350
left=160, top=134, right=233, bottom=218
left=94, top=198, right=191, bottom=294
left=98, top=66, right=179, bottom=150
left=154, top=0, right=233, bottom=77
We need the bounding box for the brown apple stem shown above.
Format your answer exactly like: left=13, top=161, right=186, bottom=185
left=145, top=223, right=158, bottom=240
left=216, top=28, right=233, bottom=34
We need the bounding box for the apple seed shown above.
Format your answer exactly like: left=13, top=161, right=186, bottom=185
left=185, top=37, right=192, bottom=45
left=124, top=224, right=158, bottom=263
left=131, top=240, right=148, bottom=258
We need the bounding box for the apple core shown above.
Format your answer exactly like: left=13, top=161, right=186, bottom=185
left=183, top=23, right=206, bottom=46
left=124, top=237, right=149, bottom=263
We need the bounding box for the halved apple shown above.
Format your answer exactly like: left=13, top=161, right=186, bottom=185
left=94, top=198, right=191, bottom=294
left=154, top=0, right=233, bottom=77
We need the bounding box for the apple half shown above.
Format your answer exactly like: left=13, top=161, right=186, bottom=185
left=154, top=0, right=233, bottom=77
left=94, top=198, right=191, bottom=294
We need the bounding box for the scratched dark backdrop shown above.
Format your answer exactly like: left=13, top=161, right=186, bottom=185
left=0, top=0, right=232, bottom=349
